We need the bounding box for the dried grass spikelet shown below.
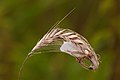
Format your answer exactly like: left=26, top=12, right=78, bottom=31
left=18, top=8, right=100, bottom=80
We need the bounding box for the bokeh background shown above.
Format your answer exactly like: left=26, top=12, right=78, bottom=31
left=0, top=0, right=120, bottom=80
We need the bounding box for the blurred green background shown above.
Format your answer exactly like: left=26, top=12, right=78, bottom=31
left=0, top=0, right=120, bottom=80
